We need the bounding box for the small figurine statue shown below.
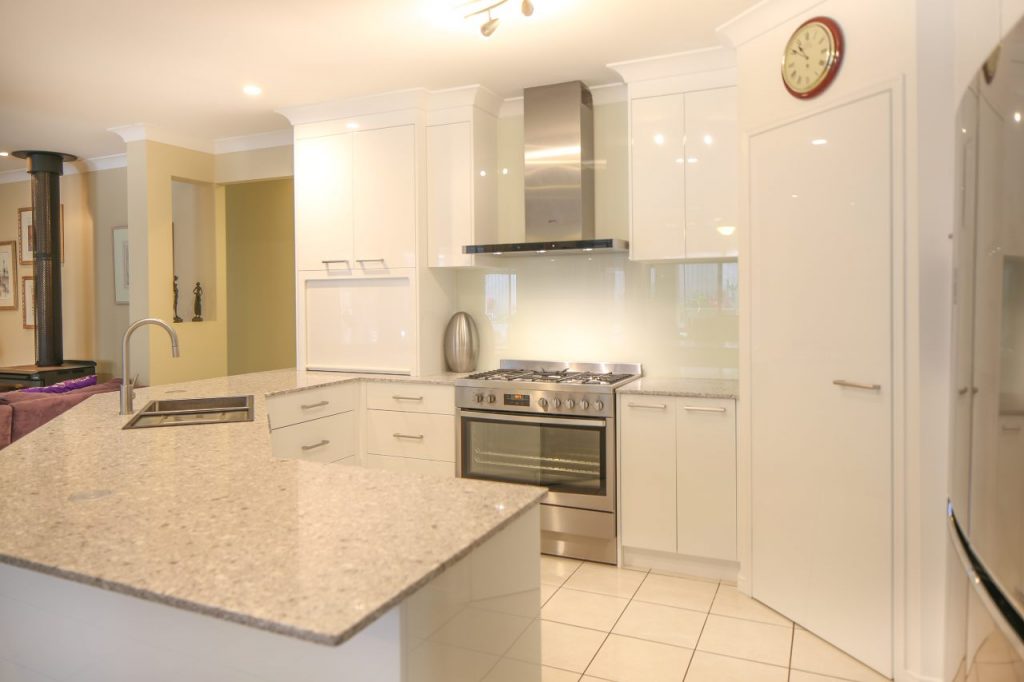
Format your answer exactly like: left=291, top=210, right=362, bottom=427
left=172, top=275, right=182, bottom=323
left=192, top=281, right=203, bottom=322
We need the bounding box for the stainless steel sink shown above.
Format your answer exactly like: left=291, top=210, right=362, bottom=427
left=122, top=395, right=255, bottom=430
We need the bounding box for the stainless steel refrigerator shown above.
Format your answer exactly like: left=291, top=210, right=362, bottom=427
left=947, top=18, right=1024, bottom=680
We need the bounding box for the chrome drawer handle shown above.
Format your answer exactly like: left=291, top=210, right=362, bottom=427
left=393, top=433, right=424, bottom=440
left=322, top=259, right=351, bottom=266
left=357, top=258, right=386, bottom=264
left=392, top=395, right=424, bottom=401
left=301, top=439, right=330, bottom=451
left=832, top=379, right=882, bottom=391
left=301, top=400, right=330, bottom=410
left=958, top=387, right=969, bottom=396
left=1001, top=425, right=1022, bottom=432
left=683, top=406, right=727, bottom=413
left=628, top=402, right=667, bottom=409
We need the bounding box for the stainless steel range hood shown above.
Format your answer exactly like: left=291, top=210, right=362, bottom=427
left=464, top=81, right=627, bottom=256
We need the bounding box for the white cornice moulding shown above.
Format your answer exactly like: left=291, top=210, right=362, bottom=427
left=716, top=0, right=827, bottom=47
left=277, top=88, right=431, bottom=126
left=427, top=85, right=503, bottom=117
left=0, top=153, right=127, bottom=185
left=214, top=130, right=293, bottom=155
left=107, top=124, right=215, bottom=154
left=608, top=46, right=736, bottom=84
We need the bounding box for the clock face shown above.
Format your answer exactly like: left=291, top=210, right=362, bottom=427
left=782, top=18, right=843, bottom=98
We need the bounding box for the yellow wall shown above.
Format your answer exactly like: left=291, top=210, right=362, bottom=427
left=126, top=140, right=227, bottom=385
left=225, top=178, right=296, bottom=375
left=0, top=168, right=127, bottom=376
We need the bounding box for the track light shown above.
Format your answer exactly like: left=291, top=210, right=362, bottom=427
left=466, top=0, right=535, bottom=38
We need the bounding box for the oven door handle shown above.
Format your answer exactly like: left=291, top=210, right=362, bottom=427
left=459, top=410, right=607, bottom=428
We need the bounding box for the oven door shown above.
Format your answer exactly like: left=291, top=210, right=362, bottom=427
left=457, top=408, right=614, bottom=513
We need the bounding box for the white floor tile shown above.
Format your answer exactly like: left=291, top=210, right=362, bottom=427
left=483, top=657, right=582, bottom=682
left=507, top=619, right=607, bottom=674
left=710, top=586, right=792, bottom=627
left=633, top=573, right=719, bottom=613
left=430, top=606, right=534, bottom=655
left=563, top=563, right=647, bottom=599
left=542, top=588, right=630, bottom=632
left=541, top=556, right=583, bottom=587
left=612, top=601, right=707, bottom=649
left=585, top=634, right=692, bottom=682
left=788, top=671, right=854, bottom=682
left=683, top=651, right=789, bottom=682
left=790, top=628, right=889, bottom=682
left=695, top=614, right=793, bottom=667
left=541, top=583, right=559, bottom=605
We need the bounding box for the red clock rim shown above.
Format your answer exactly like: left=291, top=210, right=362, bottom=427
left=781, top=16, right=844, bottom=100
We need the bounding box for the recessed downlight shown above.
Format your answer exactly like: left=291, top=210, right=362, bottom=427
left=346, top=122, right=360, bottom=130
left=242, top=84, right=263, bottom=96
left=811, top=138, right=828, bottom=146
left=0, top=152, right=8, bottom=157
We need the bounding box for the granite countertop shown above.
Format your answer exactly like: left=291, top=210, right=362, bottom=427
left=0, top=368, right=543, bottom=646
left=618, top=377, right=739, bottom=400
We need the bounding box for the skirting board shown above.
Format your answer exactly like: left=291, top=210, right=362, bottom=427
left=622, top=546, right=740, bottom=584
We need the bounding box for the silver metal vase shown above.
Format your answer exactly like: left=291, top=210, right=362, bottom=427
left=443, top=312, right=479, bottom=373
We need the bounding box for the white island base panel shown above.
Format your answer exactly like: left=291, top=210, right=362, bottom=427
left=0, top=506, right=541, bottom=682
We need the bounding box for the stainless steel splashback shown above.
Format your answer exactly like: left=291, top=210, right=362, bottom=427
left=523, top=81, right=595, bottom=243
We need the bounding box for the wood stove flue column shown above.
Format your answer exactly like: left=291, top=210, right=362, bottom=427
left=12, top=150, right=77, bottom=367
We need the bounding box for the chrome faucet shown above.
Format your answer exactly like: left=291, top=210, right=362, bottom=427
left=120, top=318, right=180, bottom=415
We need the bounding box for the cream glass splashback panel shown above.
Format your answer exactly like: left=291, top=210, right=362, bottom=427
left=455, top=254, right=737, bottom=376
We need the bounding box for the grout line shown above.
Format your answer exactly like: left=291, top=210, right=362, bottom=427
left=787, top=622, right=795, bottom=681
left=682, top=581, right=720, bottom=681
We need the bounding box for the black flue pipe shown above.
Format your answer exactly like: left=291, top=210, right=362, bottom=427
left=11, top=150, right=77, bottom=367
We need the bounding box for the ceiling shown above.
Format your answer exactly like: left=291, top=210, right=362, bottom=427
left=0, top=0, right=759, bottom=173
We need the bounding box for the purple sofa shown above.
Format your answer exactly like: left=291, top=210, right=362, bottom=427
left=0, top=379, right=120, bottom=450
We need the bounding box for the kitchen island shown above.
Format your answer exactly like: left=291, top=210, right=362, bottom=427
left=0, top=369, right=545, bottom=681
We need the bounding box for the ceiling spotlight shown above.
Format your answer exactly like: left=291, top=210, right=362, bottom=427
left=242, top=84, right=262, bottom=96
left=0, top=152, right=8, bottom=157
left=481, top=12, right=499, bottom=36
left=521, top=0, right=534, bottom=16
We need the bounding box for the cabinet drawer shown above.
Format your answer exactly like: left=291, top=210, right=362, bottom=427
left=271, top=411, right=356, bottom=463
left=366, top=410, right=455, bottom=461
left=266, top=382, right=358, bottom=430
left=365, top=453, right=454, bottom=478
left=365, top=383, right=454, bottom=415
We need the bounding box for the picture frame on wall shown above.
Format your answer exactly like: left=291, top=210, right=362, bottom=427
left=0, top=241, right=16, bottom=311
left=21, top=276, right=34, bottom=329
left=112, top=226, right=129, bottom=305
left=17, top=206, right=65, bottom=266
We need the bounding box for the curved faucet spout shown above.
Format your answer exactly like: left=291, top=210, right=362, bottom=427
left=120, top=318, right=180, bottom=415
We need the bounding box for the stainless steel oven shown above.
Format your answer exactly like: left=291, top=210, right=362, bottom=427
left=455, top=361, right=640, bottom=564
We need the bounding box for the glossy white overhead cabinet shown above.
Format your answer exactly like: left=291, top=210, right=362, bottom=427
left=611, top=49, right=738, bottom=262
left=293, top=133, right=353, bottom=271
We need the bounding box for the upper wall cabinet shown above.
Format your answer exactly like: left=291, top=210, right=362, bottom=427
left=610, top=48, right=739, bottom=262
left=426, top=100, right=500, bottom=268
left=293, top=124, right=415, bottom=272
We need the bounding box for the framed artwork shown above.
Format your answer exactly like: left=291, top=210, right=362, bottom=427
left=17, top=206, right=65, bottom=266
left=21, top=276, right=34, bottom=329
left=112, top=226, right=129, bottom=305
left=0, top=241, right=16, bottom=310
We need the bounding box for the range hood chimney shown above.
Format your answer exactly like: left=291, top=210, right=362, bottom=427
left=464, top=81, right=627, bottom=256
left=11, top=150, right=77, bottom=366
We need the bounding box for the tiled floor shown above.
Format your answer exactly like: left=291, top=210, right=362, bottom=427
left=504, top=555, right=892, bottom=682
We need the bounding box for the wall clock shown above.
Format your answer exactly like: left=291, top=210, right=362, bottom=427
left=782, top=16, right=844, bottom=99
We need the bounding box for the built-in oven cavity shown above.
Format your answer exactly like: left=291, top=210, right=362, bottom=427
left=461, top=414, right=606, bottom=496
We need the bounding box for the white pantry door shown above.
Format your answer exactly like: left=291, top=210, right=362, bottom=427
left=749, top=91, right=893, bottom=677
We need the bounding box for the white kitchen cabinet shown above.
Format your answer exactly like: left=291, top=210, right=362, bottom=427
left=620, top=394, right=737, bottom=564
left=630, top=94, right=687, bottom=262
left=682, top=87, right=738, bottom=259
left=266, top=381, right=358, bottom=430
left=365, top=382, right=455, bottom=415
left=426, top=115, right=498, bottom=268
left=676, top=399, right=736, bottom=561
left=621, top=396, right=677, bottom=553
left=365, top=382, right=456, bottom=475
left=271, top=411, right=357, bottom=463
left=353, top=125, right=416, bottom=269
left=293, top=133, right=353, bottom=271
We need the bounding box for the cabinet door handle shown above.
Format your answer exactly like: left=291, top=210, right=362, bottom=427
left=832, top=379, right=882, bottom=391
left=322, top=259, right=350, bottom=266
left=393, top=433, right=424, bottom=440
left=301, top=439, right=330, bottom=451
left=1001, top=425, right=1022, bottom=432
left=958, top=387, right=969, bottom=396
left=682, top=406, right=727, bottom=413
left=357, top=258, right=386, bottom=264
left=301, top=400, right=330, bottom=410
left=392, top=395, right=424, bottom=401
left=628, top=402, right=667, bottom=410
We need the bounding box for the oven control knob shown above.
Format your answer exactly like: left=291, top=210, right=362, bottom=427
left=552, top=398, right=562, bottom=408
left=580, top=400, right=590, bottom=410
left=474, top=393, right=484, bottom=403
left=565, top=399, right=575, bottom=409
left=594, top=400, right=605, bottom=411
left=487, top=394, right=497, bottom=404
left=538, top=398, right=548, bottom=410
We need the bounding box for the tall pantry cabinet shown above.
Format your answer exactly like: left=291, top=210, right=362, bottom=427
left=282, top=87, right=498, bottom=375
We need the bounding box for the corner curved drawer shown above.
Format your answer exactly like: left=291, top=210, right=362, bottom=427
left=266, top=382, right=358, bottom=430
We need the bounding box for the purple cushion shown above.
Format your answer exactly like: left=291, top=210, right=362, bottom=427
left=21, top=375, right=97, bottom=394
